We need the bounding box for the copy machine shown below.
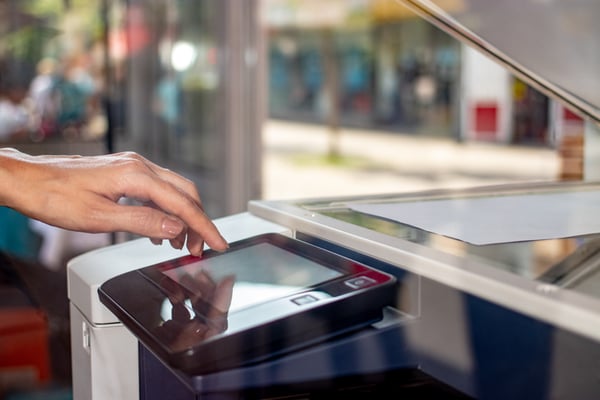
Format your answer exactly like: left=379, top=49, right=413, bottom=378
left=68, top=182, right=600, bottom=399
left=67, top=0, right=600, bottom=399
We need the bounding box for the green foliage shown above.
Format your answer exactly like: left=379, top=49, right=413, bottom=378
left=4, top=25, right=60, bottom=62
left=25, top=0, right=64, bottom=16
left=2, top=0, right=102, bottom=64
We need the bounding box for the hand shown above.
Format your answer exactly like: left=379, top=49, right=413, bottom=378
left=0, top=148, right=228, bottom=255
left=157, top=270, right=235, bottom=351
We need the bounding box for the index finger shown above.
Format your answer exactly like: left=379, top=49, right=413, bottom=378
left=143, top=163, right=229, bottom=253
left=121, top=172, right=228, bottom=252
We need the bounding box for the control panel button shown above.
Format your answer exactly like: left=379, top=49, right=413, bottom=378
left=291, top=294, right=319, bottom=305
left=344, top=276, right=377, bottom=289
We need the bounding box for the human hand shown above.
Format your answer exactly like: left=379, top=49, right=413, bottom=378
left=0, top=148, right=228, bottom=255
left=157, top=270, right=235, bottom=351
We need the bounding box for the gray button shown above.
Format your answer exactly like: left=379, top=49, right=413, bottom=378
left=291, top=294, right=318, bottom=305
left=344, top=276, right=376, bottom=289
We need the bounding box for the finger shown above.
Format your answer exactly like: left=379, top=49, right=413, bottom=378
left=210, top=275, right=234, bottom=314
left=150, top=238, right=163, bottom=246
left=141, top=160, right=203, bottom=205
left=144, top=201, right=186, bottom=250
left=194, top=271, right=216, bottom=295
left=179, top=272, right=213, bottom=298
left=171, top=303, right=191, bottom=321
left=94, top=202, right=186, bottom=241
left=168, top=230, right=186, bottom=250
left=185, top=229, right=206, bottom=257
left=141, top=165, right=228, bottom=253
left=183, top=271, right=216, bottom=302
left=160, top=277, right=186, bottom=303
left=120, top=174, right=228, bottom=252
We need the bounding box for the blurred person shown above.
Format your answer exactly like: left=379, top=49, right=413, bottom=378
left=0, top=83, right=32, bottom=141
left=51, top=67, right=87, bottom=138
left=44, top=53, right=98, bottom=140
left=64, top=53, right=97, bottom=97
left=28, top=57, right=59, bottom=139
left=153, top=69, right=183, bottom=157
left=299, top=49, right=322, bottom=108
left=0, top=148, right=228, bottom=256
left=341, top=47, right=369, bottom=113
left=396, top=54, right=420, bottom=125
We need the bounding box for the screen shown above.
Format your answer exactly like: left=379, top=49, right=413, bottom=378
left=160, top=242, right=343, bottom=314
left=99, top=233, right=396, bottom=363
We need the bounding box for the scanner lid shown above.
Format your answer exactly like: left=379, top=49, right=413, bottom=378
left=399, top=0, right=600, bottom=124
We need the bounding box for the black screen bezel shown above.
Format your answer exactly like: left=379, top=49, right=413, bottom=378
left=98, top=233, right=397, bottom=375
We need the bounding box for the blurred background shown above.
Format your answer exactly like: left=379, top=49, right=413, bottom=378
left=0, top=0, right=589, bottom=398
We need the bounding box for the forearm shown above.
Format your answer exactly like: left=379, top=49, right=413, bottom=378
left=0, top=148, right=31, bottom=210
left=0, top=147, right=228, bottom=254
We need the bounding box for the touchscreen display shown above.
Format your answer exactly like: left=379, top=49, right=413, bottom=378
left=99, top=233, right=397, bottom=371
left=159, top=242, right=343, bottom=314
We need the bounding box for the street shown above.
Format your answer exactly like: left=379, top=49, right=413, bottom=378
left=262, top=119, right=560, bottom=201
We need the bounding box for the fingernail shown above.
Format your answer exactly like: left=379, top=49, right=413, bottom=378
left=162, top=217, right=184, bottom=237
left=218, top=236, right=229, bottom=251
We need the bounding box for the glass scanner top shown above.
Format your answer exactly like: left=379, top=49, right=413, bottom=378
left=249, top=182, right=600, bottom=338
left=301, top=182, right=600, bottom=295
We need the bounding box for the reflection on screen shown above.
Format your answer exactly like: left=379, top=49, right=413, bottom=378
left=162, top=243, right=342, bottom=313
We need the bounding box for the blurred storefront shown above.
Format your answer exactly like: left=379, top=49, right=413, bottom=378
left=264, top=0, right=461, bottom=137
left=262, top=0, right=555, bottom=148
left=0, top=0, right=262, bottom=294
left=0, top=0, right=563, bottom=211
left=0, top=0, right=579, bottom=262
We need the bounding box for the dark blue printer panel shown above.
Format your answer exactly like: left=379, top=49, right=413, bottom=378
left=137, top=235, right=600, bottom=400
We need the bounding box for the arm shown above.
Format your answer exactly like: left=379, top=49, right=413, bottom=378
left=0, top=148, right=228, bottom=255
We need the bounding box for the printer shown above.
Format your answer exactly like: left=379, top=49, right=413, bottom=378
left=67, top=0, right=600, bottom=399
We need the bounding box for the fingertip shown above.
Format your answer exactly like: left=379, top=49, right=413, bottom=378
left=169, top=237, right=185, bottom=251
left=186, top=238, right=204, bottom=256
left=209, top=232, right=229, bottom=252
left=211, top=238, right=229, bottom=253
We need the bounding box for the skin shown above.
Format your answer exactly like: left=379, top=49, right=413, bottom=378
left=0, top=148, right=228, bottom=256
